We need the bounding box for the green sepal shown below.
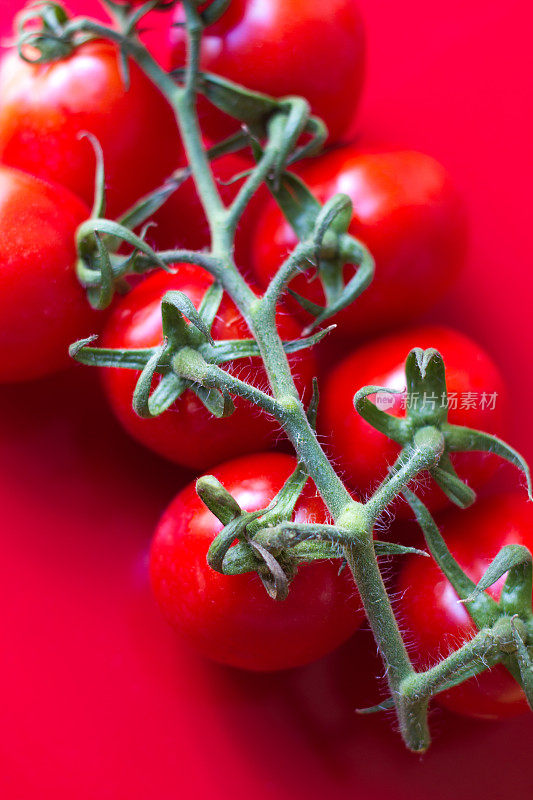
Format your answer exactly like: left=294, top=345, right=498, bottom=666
left=373, top=541, right=430, bottom=558
left=77, top=132, right=106, bottom=218
left=306, top=378, right=319, bottom=430
left=196, top=475, right=243, bottom=525
left=462, top=545, right=532, bottom=618
left=207, top=325, right=334, bottom=365
left=141, top=372, right=186, bottom=417
left=69, top=337, right=154, bottom=370
left=267, top=97, right=311, bottom=184
left=405, top=348, right=448, bottom=426
left=267, top=171, right=321, bottom=241
left=509, top=618, right=533, bottom=710
left=161, top=290, right=214, bottom=346
left=87, top=232, right=114, bottom=310
left=353, top=385, right=409, bottom=444
left=429, top=453, right=476, bottom=509
left=197, top=282, right=224, bottom=330
left=402, top=489, right=500, bottom=629
left=206, top=511, right=264, bottom=573
left=16, top=2, right=75, bottom=64
left=179, top=70, right=279, bottom=131
left=304, top=244, right=374, bottom=329
left=132, top=343, right=170, bottom=418
left=248, top=538, right=291, bottom=601
left=443, top=424, right=532, bottom=499
left=193, top=384, right=235, bottom=418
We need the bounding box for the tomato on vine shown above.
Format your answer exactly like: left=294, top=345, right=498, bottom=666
left=150, top=452, right=364, bottom=671
left=398, top=493, right=533, bottom=719
left=250, top=149, right=468, bottom=338
left=0, top=166, right=101, bottom=383
left=170, top=0, right=366, bottom=144
left=0, top=41, right=182, bottom=217
left=319, top=326, right=507, bottom=514
left=101, top=265, right=317, bottom=470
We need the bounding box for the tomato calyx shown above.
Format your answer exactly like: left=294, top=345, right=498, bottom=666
left=404, top=489, right=533, bottom=710
left=15, top=2, right=78, bottom=64
left=354, top=347, right=532, bottom=512
left=200, top=447, right=429, bottom=602
left=259, top=169, right=375, bottom=330
left=70, top=280, right=330, bottom=420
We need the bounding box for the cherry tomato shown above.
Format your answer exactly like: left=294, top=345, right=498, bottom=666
left=250, top=149, right=468, bottom=339
left=0, top=166, right=101, bottom=383
left=319, top=326, right=507, bottom=514
left=398, top=493, right=533, bottom=719
left=102, top=266, right=316, bottom=469
left=0, top=41, right=182, bottom=217
left=150, top=451, right=364, bottom=670
left=170, top=0, right=366, bottom=144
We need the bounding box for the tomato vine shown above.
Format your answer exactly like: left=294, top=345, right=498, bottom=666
left=12, top=0, right=533, bottom=752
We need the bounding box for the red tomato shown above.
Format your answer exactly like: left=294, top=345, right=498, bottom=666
left=0, top=41, right=182, bottom=217
left=170, top=0, right=366, bottom=144
left=0, top=166, right=102, bottom=383
left=102, top=266, right=316, bottom=469
left=398, top=493, right=532, bottom=719
left=150, top=451, right=364, bottom=670
left=319, top=326, right=507, bottom=514
left=250, top=149, right=468, bottom=338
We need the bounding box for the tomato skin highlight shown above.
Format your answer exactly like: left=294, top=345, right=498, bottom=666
left=101, top=266, right=316, bottom=470
left=0, top=41, right=182, bottom=217
left=150, top=452, right=364, bottom=671
left=251, top=149, right=467, bottom=339
left=0, top=166, right=101, bottom=383
left=319, top=326, right=507, bottom=514
left=398, top=493, right=533, bottom=719
left=170, top=0, right=366, bottom=144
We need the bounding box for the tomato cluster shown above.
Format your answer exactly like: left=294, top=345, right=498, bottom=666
left=0, top=0, right=528, bottom=728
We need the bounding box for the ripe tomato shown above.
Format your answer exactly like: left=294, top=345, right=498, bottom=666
left=319, top=326, right=507, bottom=514
left=398, top=493, right=533, bottom=719
left=150, top=451, right=364, bottom=670
left=0, top=166, right=101, bottom=383
left=0, top=41, right=182, bottom=217
left=102, top=266, right=316, bottom=469
left=170, top=0, right=366, bottom=144
left=250, top=149, right=468, bottom=338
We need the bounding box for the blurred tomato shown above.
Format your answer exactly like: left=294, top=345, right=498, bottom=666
left=170, top=0, right=366, bottom=143
left=0, top=40, right=182, bottom=217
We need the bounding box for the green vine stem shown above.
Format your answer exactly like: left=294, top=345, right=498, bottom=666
left=35, top=0, right=532, bottom=751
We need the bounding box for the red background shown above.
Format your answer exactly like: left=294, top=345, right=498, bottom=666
left=1, top=1, right=532, bottom=797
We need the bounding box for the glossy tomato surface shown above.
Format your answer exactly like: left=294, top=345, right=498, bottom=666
left=102, top=265, right=316, bottom=470
left=0, top=40, right=182, bottom=217
left=0, top=165, right=101, bottom=382
left=170, top=0, right=366, bottom=143
left=1, top=1, right=533, bottom=799
left=251, top=149, right=467, bottom=339
left=151, top=452, right=364, bottom=671
left=398, top=493, right=532, bottom=719
left=319, top=326, right=507, bottom=513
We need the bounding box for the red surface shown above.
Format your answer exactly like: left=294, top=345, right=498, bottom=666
left=0, top=1, right=532, bottom=798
